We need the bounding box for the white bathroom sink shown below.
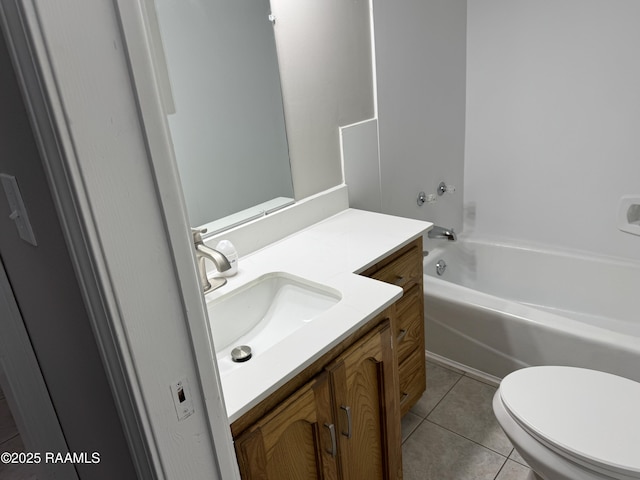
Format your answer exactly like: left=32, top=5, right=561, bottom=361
left=206, top=272, right=342, bottom=373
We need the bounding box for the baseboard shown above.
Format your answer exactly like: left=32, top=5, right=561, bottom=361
left=426, top=350, right=502, bottom=387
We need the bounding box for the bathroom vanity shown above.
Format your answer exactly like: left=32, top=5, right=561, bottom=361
left=204, top=209, right=430, bottom=479
left=361, top=238, right=426, bottom=418
left=234, top=314, right=400, bottom=479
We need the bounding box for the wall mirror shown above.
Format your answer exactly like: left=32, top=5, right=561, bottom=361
left=153, top=0, right=294, bottom=235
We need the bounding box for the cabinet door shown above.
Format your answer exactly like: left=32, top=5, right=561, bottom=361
left=235, top=372, right=339, bottom=480
left=327, top=322, right=402, bottom=480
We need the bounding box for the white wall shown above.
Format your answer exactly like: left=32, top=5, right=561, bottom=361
left=465, top=0, right=640, bottom=261
left=272, top=0, right=374, bottom=200
left=373, top=0, right=467, bottom=232
left=341, top=119, right=382, bottom=212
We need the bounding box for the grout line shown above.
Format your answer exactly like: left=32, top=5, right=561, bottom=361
left=508, top=451, right=530, bottom=468
left=401, top=415, right=424, bottom=445
left=423, top=419, right=512, bottom=458
left=402, top=363, right=533, bottom=478
left=492, top=455, right=510, bottom=480
left=400, top=416, right=533, bottom=478
left=425, top=374, right=516, bottom=458
left=422, top=373, right=464, bottom=419
left=402, top=371, right=464, bottom=445
left=401, top=366, right=465, bottom=443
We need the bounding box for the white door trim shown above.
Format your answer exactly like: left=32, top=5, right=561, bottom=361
left=113, top=0, right=240, bottom=476
left=0, top=2, right=159, bottom=478
left=1, top=0, right=237, bottom=478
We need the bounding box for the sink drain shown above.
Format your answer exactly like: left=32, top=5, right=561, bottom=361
left=231, top=345, right=252, bottom=363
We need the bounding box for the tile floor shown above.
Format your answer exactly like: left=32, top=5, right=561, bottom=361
left=401, top=360, right=536, bottom=480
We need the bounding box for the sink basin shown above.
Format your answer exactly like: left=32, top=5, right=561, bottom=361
left=206, top=272, right=341, bottom=372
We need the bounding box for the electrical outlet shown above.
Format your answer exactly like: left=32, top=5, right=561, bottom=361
left=170, top=377, right=195, bottom=421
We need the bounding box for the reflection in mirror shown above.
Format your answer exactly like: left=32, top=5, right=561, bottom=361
left=153, top=0, right=294, bottom=234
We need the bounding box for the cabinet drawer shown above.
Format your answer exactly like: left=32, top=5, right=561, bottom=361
left=395, top=284, right=424, bottom=363
left=370, top=245, right=421, bottom=293
left=398, top=348, right=426, bottom=417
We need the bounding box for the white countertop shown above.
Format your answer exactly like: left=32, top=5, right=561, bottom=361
left=205, top=209, right=431, bottom=422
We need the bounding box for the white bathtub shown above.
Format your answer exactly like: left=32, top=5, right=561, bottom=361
left=423, top=238, right=640, bottom=382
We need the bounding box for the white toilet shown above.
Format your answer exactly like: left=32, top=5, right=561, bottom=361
left=493, top=366, right=640, bottom=480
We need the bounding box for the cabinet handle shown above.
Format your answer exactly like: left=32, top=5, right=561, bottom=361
left=340, top=405, right=352, bottom=439
left=393, top=275, right=405, bottom=285
left=400, top=392, right=410, bottom=405
left=324, top=423, right=337, bottom=457
left=396, top=329, right=408, bottom=343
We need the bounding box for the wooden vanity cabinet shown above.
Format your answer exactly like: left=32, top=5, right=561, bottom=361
left=234, top=372, right=338, bottom=479
left=234, top=320, right=401, bottom=480
left=326, top=321, right=401, bottom=480
left=361, top=237, right=426, bottom=417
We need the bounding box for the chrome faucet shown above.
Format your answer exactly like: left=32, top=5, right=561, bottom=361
left=191, top=228, right=231, bottom=293
left=428, top=225, right=457, bottom=241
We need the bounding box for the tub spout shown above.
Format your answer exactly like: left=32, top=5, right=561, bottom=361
left=428, top=225, right=457, bottom=241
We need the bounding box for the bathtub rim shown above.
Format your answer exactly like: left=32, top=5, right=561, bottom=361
left=424, top=235, right=640, bottom=340
left=425, top=271, right=640, bottom=356
left=425, top=234, right=640, bottom=270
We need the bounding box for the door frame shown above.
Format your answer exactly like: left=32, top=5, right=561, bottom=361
left=0, top=1, right=239, bottom=478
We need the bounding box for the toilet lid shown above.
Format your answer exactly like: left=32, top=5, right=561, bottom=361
left=500, top=366, right=640, bottom=477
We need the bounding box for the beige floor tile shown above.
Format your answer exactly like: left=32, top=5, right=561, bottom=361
left=495, top=459, right=535, bottom=480
left=401, top=412, right=423, bottom=443
left=410, top=361, right=462, bottom=418
left=427, top=376, right=513, bottom=456
left=403, top=420, right=507, bottom=480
